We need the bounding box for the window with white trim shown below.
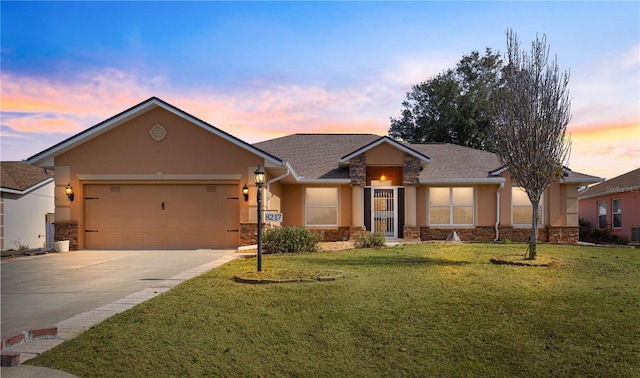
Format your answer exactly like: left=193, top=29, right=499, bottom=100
left=598, top=200, right=607, bottom=229
left=429, top=187, right=474, bottom=226
left=305, top=188, right=338, bottom=226
left=612, top=199, right=622, bottom=228
left=511, top=187, right=543, bottom=226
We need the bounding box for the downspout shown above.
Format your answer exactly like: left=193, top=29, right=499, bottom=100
left=493, top=182, right=505, bottom=241
left=266, top=161, right=291, bottom=224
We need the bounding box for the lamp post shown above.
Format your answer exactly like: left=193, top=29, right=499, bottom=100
left=254, top=165, right=265, bottom=272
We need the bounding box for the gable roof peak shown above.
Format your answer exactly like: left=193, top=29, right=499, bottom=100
left=339, top=135, right=431, bottom=166
left=26, top=97, right=285, bottom=168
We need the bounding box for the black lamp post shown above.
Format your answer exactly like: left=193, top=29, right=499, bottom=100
left=254, top=165, right=265, bottom=272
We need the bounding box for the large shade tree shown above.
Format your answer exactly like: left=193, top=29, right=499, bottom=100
left=389, top=49, right=503, bottom=152
left=494, top=30, right=572, bottom=260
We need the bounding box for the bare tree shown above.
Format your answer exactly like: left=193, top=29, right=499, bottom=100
left=494, top=30, right=572, bottom=260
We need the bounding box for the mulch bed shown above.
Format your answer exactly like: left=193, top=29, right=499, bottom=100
left=490, top=254, right=561, bottom=267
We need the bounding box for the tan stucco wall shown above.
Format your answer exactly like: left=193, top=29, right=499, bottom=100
left=281, top=185, right=303, bottom=226
left=339, top=185, right=352, bottom=227
left=365, top=143, right=405, bottom=166
left=547, top=181, right=563, bottom=226
left=416, top=185, right=427, bottom=225
left=476, top=185, right=498, bottom=227
left=55, top=107, right=266, bottom=248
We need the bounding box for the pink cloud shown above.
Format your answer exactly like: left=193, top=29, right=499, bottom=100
left=567, top=121, right=640, bottom=179
left=1, top=68, right=396, bottom=152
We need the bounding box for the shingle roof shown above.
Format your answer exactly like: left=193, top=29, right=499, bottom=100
left=578, top=168, right=640, bottom=199
left=254, top=134, right=380, bottom=179
left=254, top=134, right=503, bottom=181
left=408, top=143, right=503, bottom=180
left=1, top=161, right=53, bottom=192
left=255, top=134, right=603, bottom=184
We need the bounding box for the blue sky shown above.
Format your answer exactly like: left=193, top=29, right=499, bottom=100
left=1, top=1, right=638, bottom=179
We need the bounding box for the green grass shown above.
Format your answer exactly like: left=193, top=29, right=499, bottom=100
left=28, top=244, right=640, bottom=377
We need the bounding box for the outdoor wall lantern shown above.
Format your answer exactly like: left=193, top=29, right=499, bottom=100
left=65, top=183, right=75, bottom=202
left=242, top=183, right=249, bottom=202
left=254, top=165, right=265, bottom=272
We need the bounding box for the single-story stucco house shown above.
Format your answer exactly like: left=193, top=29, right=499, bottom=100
left=26, top=97, right=602, bottom=250
left=1, top=161, right=55, bottom=251
left=578, top=168, right=640, bottom=243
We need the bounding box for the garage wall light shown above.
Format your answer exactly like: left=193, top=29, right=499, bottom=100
left=65, top=183, right=75, bottom=202
left=242, top=183, right=249, bottom=202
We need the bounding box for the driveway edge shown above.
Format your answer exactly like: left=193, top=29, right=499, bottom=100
left=4, top=252, right=238, bottom=364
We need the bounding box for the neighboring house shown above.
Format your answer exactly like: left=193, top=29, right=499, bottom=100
left=1, top=161, right=55, bottom=251
left=25, top=97, right=602, bottom=250
left=578, top=168, right=640, bottom=243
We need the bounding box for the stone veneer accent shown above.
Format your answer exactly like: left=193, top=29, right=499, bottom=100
left=242, top=225, right=362, bottom=245
left=547, top=226, right=579, bottom=243
left=349, top=154, right=367, bottom=186
left=403, top=226, right=421, bottom=240
left=240, top=222, right=272, bottom=246
left=419, top=226, right=578, bottom=244
left=311, top=227, right=352, bottom=242
left=54, top=222, right=78, bottom=250
left=403, top=154, right=421, bottom=187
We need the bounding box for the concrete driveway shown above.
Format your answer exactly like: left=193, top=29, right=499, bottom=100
left=1, top=249, right=237, bottom=337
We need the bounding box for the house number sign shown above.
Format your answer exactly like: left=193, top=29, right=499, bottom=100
left=264, top=213, right=283, bottom=222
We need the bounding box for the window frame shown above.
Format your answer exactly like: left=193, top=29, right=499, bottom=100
left=612, top=198, right=622, bottom=229
left=428, top=187, right=475, bottom=226
left=597, top=200, right=607, bottom=229
left=511, top=186, right=544, bottom=227
left=304, top=187, right=339, bottom=227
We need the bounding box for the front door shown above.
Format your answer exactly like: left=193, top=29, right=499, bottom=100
left=364, top=187, right=405, bottom=238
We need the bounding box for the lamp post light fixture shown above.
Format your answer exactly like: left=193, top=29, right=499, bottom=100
left=253, top=165, right=265, bottom=272
left=65, top=183, right=75, bottom=201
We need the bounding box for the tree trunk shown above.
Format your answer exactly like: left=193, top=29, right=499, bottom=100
left=528, top=200, right=539, bottom=260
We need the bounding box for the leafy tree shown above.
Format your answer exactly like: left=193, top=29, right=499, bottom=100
left=389, top=49, right=503, bottom=151
left=493, top=30, right=572, bottom=260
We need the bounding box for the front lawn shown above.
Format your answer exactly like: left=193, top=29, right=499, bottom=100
left=28, top=243, right=640, bottom=377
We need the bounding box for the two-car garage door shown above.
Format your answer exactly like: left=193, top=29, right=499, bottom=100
left=84, top=184, right=238, bottom=249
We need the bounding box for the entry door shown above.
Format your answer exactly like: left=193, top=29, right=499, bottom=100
left=365, top=187, right=405, bottom=239
left=373, top=188, right=397, bottom=238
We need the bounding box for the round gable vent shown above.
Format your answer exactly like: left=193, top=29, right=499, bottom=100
left=149, top=124, right=167, bottom=141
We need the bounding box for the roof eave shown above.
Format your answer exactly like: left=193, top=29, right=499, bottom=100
left=420, top=178, right=506, bottom=185
left=561, top=177, right=605, bottom=185
left=26, top=97, right=286, bottom=168
left=0, top=177, right=54, bottom=195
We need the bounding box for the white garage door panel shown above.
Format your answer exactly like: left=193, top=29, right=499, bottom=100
left=84, top=184, right=238, bottom=249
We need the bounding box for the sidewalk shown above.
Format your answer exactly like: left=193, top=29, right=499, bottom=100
left=1, top=252, right=238, bottom=377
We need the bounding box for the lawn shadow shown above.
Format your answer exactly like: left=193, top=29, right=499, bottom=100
left=300, top=253, right=473, bottom=267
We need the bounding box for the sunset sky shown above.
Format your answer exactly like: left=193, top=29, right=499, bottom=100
left=1, top=1, right=638, bottom=180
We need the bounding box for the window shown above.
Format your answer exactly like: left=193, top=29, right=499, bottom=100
left=429, top=187, right=474, bottom=226
left=598, top=200, right=607, bottom=229
left=612, top=199, right=622, bottom=228
left=305, top=188, right=338, bottom=226
left=511, top=187, right=543, bottom=225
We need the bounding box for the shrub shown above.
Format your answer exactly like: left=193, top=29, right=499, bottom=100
left=352, top=231, right=386, bottom=249
left=262, top=227, right=319, bottom=254
left=578, top=218, right=628, bottom=245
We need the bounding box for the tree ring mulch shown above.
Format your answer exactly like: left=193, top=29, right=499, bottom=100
left=234, top=269, right=346, bottom=284
left=490, top=254, right=561, bottom=267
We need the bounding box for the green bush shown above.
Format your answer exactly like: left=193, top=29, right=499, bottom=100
left=262, top=227, right=319, bottom=254
left=579, top=218, right=628, bottom=245
left=352, top=231, right=386, bottom=249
